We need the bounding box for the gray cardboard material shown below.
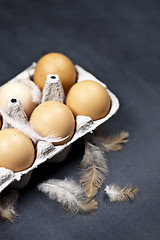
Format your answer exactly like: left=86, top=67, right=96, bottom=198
left=0, top=64, right=119, bottom=192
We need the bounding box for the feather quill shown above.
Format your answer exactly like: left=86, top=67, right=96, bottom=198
left=104, top=183, right=138, bottom=202
left=0, top=189, right=19, bottom=222
left=38, top=178, right=97, bottom=214
left=88, top=131, right=129, bottom=152
left=80, top=141, right=109, bottom=199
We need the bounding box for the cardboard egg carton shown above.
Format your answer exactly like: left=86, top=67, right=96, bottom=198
left=0, top=64, right=120, bottom=192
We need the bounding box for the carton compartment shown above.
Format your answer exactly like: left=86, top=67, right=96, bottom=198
left=0, top=64, right=119, bottom=192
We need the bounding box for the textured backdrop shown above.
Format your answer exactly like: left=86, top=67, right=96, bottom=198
left=0, top=0, right=160, bottom=239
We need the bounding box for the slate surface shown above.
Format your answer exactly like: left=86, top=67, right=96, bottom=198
left=0, top=0, right=160, bottom=239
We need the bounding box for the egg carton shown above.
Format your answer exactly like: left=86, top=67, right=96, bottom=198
left=0, top=64, right=120, bottom=193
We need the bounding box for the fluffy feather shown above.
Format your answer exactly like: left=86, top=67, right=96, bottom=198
left=0, top=189, right=19, bottom=222
left=22, top=78, right=42, bottom=104
left=104, top=183, right=138, bottom=202
left=88, top=131, right=129, bottom=152
left=0, top=107, right=67, bottom=144
left=80, top=141, right=108, bottom=199
left=38, top=178, right=97, bottom=214
left=102, top=131, right=129, bottom=151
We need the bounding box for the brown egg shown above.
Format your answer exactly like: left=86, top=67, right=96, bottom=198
left=0, top=82, right=37, bottom=118
left=30, top=101, right=75, bottom=145
left=0, top=129, right=35, bottom=172
left=66, top=80, right=111, bottom=121
left=33, top=52, right=77, bottom=94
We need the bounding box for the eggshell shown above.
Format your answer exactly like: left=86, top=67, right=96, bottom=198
left=0, top=64, right=120, bottom=192
left=0, top=82, right=37, bottom=118
left=66, top=80, right=111, bottom=121
left=30, top=101, right=75, bottom=145
left=33, top=52, right=77, bottom=94
left=0, top=129, right=35, bottom=172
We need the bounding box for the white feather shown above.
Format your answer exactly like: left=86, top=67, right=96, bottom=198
left=38, top=178, right=97, bottom=213
left=0, top=107, right=67, bottom=144
left=104, top=183, right=138, bottom=202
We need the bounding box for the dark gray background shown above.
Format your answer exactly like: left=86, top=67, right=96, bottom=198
left=0, top=0, right=160, bottom=239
